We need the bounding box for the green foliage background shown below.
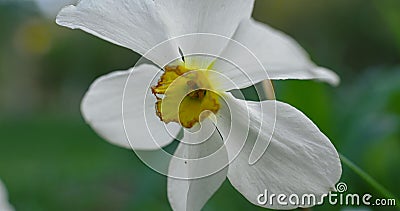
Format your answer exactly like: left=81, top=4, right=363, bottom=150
left=0, top=0, right=399, bottom=210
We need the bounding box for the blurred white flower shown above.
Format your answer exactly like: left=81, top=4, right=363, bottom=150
left=0, top=180, right=14, bottom=211
left=56, top=0, right=342, bottom=210
left=34, top=0, right=78, bottom=18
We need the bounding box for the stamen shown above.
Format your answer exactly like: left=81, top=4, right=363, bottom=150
left=178, top=47, right=185, bottom=63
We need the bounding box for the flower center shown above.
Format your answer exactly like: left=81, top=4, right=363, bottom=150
left=151, top=63, right=220, bottom=128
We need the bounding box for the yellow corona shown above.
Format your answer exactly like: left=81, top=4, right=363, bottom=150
left=151, top=62, right=220, bottom=128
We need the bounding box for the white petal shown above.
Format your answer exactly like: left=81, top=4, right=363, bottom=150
left=56, top=0, right=255, bottom=67
left=225, top=99, right=341, bottom=209
left=81, top=64, right=180, bottom=150
left=157, top=0, right=254, bottom=38
left=56, top=0, right=177, bottom=66
left=157, top=0, right=255, bottom=59
left=35, top=0, right=78, bottom=18
left=215, top=93, right=272, bottom=165
left=168, top=119, right=228, bottom=211
left=214, top=18, right=339, bottom=90
left=0, top=180, right=14, bottom=211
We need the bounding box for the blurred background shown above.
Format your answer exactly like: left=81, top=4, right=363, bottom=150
left=0, top=0, right=399, bottom=210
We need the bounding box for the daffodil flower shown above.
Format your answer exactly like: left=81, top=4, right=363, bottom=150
left=56, top=0, right=342, bottom=210
left=0, top=180, right=14, bottom=211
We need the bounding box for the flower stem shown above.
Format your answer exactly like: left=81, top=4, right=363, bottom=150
left=339, top=153, right=400, bottom=210
left=260, top=80, right=275, bottom=100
